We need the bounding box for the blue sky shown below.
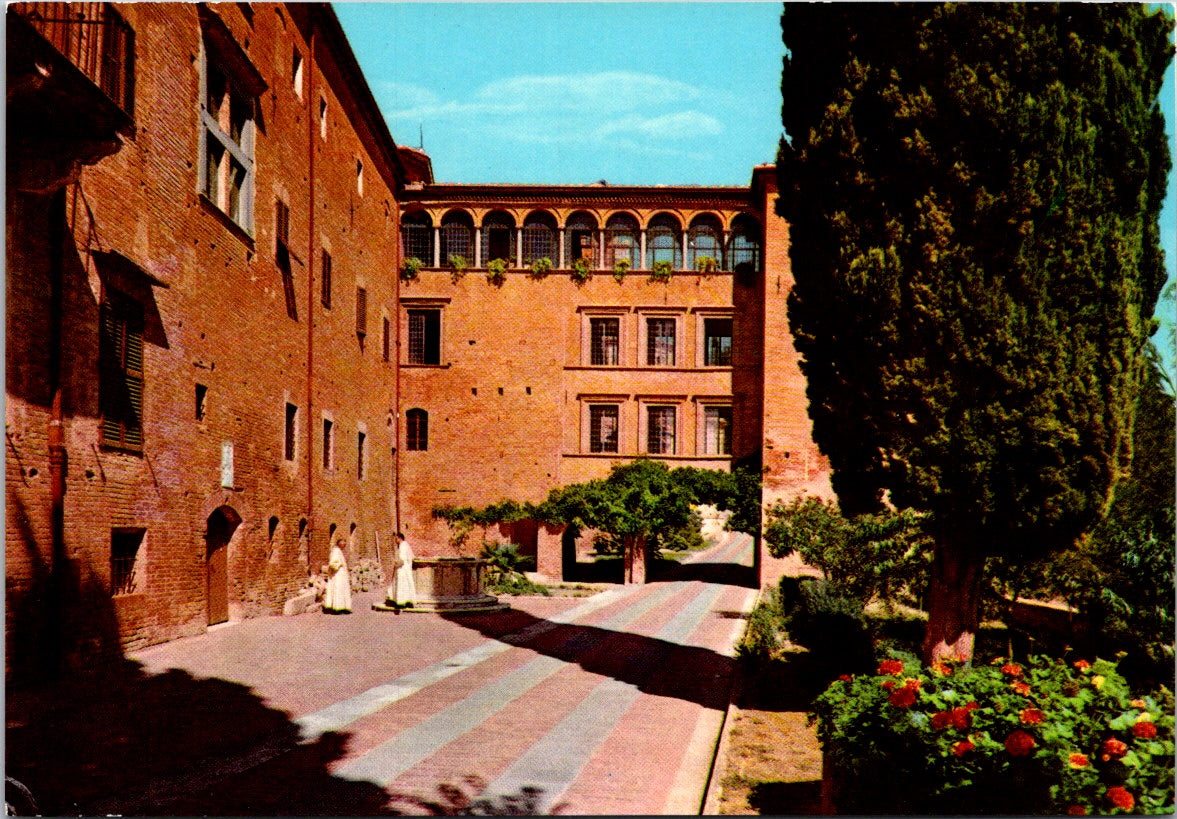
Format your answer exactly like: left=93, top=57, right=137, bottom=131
left=336, top=2, right=1175, bottom=369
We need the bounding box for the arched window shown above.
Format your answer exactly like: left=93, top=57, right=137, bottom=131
left=401, top=211, right=433, bottom=264
left=728, top=213, right=762, bottom=276
left=440, top=210, right=474, bottom=266
left=481, top=211, right=515, bottom=266
left=688, top=214, right=723, bottom=271
left=406, top=408, right=428, bottom=451
left=646, top=213, right=683, bottom=269
left=521, top=211, right=557, bottom=265
left=605, top=213, right=639, bottom=268
left=565, top=211, right=598, bottom=267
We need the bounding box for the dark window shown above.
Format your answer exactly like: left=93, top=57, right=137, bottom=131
left=402, top=214, right=433, bottom=263
left=111, top=529, right=144, bottom=595
left=406, top=409, right=428, bottom=451
left=704, top=406, right=733, bottom=455
left=200, top=50, right=255, bottom=229
left=284, top=402, right=297, bottom=461
left=276, top=199, right=297, bottom=320
left=647, top=406, right=676, bottom=455
left=407, top=308, right=441, bottom=364
left=99, top=289, right=145, bottom=451
left=646, top=318, right=676, bottom=366
left=704, top=318, right=733, bottom=366
left=357, top=431, right=366, bottom=479
left=195, top=383, right=208, bottom=421
left=647, top=214, right=682, bottom=269
left=356, top=287, right=367, bottom=337
left=382, top=316, right=391, bottom=362
left=590, top=318, right=619, bottom=366
left=589, top=405, right=619, bottom=453
left=322, top=418, right=334, bottom=470
left=320, top=250, right=332, bottom=309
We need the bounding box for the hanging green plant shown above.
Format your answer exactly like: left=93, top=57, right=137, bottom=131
left=529, top=257, right=553, bottom=279
left=486, top=257, right=508, bottom=287
left=400, top=257, right=423, bottom=282
left=613, top=258, right=631, bottom=283
left=650, top=259, right=674, bottom=283
left=448, top=254, right=468, bottom=283
left=694, top=255, right=718, bottom=275
left=570, top=257, right=592, bottom=284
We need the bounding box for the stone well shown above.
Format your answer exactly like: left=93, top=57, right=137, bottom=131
left=374, top=556, right=507, bottom=614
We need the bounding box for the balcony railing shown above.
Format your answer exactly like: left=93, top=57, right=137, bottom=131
left=15, top=2, right=134, bottom=116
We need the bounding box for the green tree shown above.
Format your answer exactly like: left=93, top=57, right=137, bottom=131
left=778, top=3, right=1172, bottom=662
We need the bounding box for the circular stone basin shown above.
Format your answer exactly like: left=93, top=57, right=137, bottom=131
left=375, top=556, right=506, bottom=614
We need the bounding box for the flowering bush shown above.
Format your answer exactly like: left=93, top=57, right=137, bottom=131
left=813, top=654, right=1174, bottom=814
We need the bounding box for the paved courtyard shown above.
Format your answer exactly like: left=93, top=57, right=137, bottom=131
left=7, top=533, right=759, bottom=815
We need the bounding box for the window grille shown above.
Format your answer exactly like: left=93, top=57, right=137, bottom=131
left=521, top=224, right=555, bottom=264
left=406, top=409, right=428, bottom=451
left=481, top=218, right=514, bottom=265
left=729, top=215, right=762, bottom=274
left=703, top=318, right=733, bottom=366
left=688, top=225, right=722, bottom=269
left=590, top=318, right=620, bottom=366
left=606, top=228, right=639, bottom=267
left=647, top=216, right=682, bottom=269
left=704, top=406, right=733, bottom=455
left=110, top=529, right=143, bottom=596
left=402, top=222, right=432, bottom=263
left=439, top=223, right=472, bottom=262
left=407, top=309, right=441, bottom=365
left=99, top=289, right=144, bottom=451
left=647, top=406, right=676, bottom=455
left=590, top=405, right=619, bottom=453
left=646, top=318, right=676, bottom=366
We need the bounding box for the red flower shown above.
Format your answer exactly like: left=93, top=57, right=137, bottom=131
left=903, top=678, right=922, bottom=691
left=1020, top=708, right=1045, bottom=725
left=1073, top=659, right=1091, bottom=671
left=1066, top=805, right=1087, bottom=816
left=877, top=659, right=904, bottom=675
left=1131, top=720, right=1157, bottom=739
left=1012, top=681, right=1032, bottom=696
left=1101, top=738, right=1128, bottom=761
left=952, top=740, right=974, bottom=757
left=951, top=707, right=972, bottom=730
left=932, top=711, right=953, bottom=731
left=964, top=701, right=979, bottom=712
left=1001, top=663, right=1023, bottom=677
left=838, top=674, right=853, bottom=683
left=888, top=686, right=917, bottom=708
left=881, top=680, right=896, bottom=690
left=1069, top=753, right=1090, bottom=769
left=1004, top=729, right=1036, bottom=756
left=931, top=660, right=953, bottom=676
left=1105, top=787, right=1134, bottom=811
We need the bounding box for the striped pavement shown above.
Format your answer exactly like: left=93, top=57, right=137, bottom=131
left=118, top=532, right=758, bottom=815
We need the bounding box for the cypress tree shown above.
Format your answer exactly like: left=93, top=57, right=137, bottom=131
left=778, top=3, right=1173, bottom=662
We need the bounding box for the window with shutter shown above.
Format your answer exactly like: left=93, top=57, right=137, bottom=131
left=276, top=199, right=297, bottom=320
left=320, top=250, right=332, bottom=309
left=355, top=287, right=367, bottom=337
left=99, top=290, right=145, bottom=452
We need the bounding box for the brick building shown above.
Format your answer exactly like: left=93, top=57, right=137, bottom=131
left=5, top=2, right=828, bottom=675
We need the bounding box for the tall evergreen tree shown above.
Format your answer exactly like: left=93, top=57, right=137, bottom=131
left=778, top=3, right=1173, bottom=662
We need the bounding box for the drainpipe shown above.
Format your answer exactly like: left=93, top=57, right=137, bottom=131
left=305, top=25, right=317, bottom=568
left=47, top=186, right=68, bottom=676
left=394, top=213, right=402, bottom=534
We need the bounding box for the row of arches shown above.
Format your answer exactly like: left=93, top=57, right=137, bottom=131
left=401, top=209, right=762, bottom=273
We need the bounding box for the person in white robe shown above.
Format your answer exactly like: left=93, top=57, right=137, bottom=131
left=323, top=539, right=352, bottom=613
left=390, top=532, right=416, bottom=609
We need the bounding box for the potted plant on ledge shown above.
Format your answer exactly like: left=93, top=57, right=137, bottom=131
left=613, top=258, right=631, bottom=283
left=529, top=257, right=553, bottom=279
left=448, top=254, right=468, bottom=283
left=650, top=259, right=673, bottom=283
left=400, top=257, right=423, bottom=282
left=695, top=255, right=718, bottom=275
left=570, top=257, right=592, bottom=285
left=486, top=257, right=508, bottom=287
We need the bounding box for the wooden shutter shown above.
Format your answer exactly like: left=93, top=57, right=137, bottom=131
left=355, top=286, right=367, bottom=336
left=99, top=291, right=145, bottom=451
left=321, top=250, right=332, bottom=308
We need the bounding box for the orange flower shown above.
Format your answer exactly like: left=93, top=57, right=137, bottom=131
left=1069, top=753, right=1090, bottom=769
left=1001, top=663, right=1023, bottom=677
left=1131, top=720, right=1157, bottom=739
left=1004, top=729, right=1036, bottom=756
left=878, top=659, right=904, bottom=675
left=903, top=678, right=922, bottom=691
left=952, top=740, right=974, bottom=757
left=888, top=686, right=917, bottom=708
left=838, top=674, right=853, bottom=683
left=1012, top=681, right=1032, bottom=696
left=931, top=660, right=953, bottom=676
left=1105, top=787, right=1134, bottom=811
left=964, top=701, right=980, bottom=712
left=1066, top=805, right=1087, bottom=815
left=1130, top=698, right=1148, bottom=709
left=1020, top=708, right=1045, bottom=725
left=1073, top=659, right=1091, bottom=671
left=1101, top=738, right=1128, bottom=761
left=882, top=680, right=896, bottom=690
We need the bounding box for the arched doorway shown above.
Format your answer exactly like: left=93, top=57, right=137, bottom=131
left=205, top=506, right=241, bottom=625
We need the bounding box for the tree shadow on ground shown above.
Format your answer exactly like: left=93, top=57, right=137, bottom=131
left=747, top=780, right=823, bottom=815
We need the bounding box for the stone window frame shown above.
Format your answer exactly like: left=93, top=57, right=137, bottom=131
left=406, top=408, right=429, bottom=451
left=696, top=398, right=734, bottom=457
left=580, top=394, right=627, bottom=455
left=638, top=397, right=683, bottom=456
left=637, top=308, right=685, bottom=368
left=579, top=306, right=629, bottom=367
left=694, top=308, right=734, bottom=368
left=403, top=297, right=450, bottom=367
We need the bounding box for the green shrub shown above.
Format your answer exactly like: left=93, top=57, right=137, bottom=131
left=486, top=258, right=508, bottom=286
left=649, top=259, right=673, bottom=282
left=570, top=257, right=592, bottom=284
left=448, top=253, right=468, bottom=283
left=613, top=258, right=631, bottom=282
left=782, top=577, right=875, bottom=675
left=737, top=590, right=783, bottom=665
left=814, top=654, right=1175, bottom=815
left=529, top=257, right=552, bottom=279
left=480, top=541, right=550, bottom=596
left=400, top=257, right=423, bottom=282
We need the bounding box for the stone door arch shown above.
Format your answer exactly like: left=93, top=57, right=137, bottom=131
left=205, top=505, right=241, bottom=626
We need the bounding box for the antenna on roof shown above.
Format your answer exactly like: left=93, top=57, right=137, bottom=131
left=418, top=124, right=424, bottom=151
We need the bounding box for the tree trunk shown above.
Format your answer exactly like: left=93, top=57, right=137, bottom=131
left=921, top=542, right=985, bottom=664
left=623, top=534, right=648, bottom=584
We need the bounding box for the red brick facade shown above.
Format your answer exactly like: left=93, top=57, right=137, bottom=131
left=6, top=2, right=828, bottom=676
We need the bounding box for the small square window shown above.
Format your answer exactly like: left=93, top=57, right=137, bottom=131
left=406, top=409, right=428, bottom=451
left=589, top=405, right=619, bottom=453
left=703, top=318, right=733, bottom=366
left=111, top=529, right=144, bottom=596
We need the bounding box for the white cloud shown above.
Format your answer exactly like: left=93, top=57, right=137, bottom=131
left=594, top=111, right=723, bottom=140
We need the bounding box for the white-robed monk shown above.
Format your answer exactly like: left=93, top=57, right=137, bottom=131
left=390, top=532, right=416, bottom=609
left=323, top=539, right=352, bottom=613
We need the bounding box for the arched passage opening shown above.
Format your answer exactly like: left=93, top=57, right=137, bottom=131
left=205, top=505, right=241, bottom=626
